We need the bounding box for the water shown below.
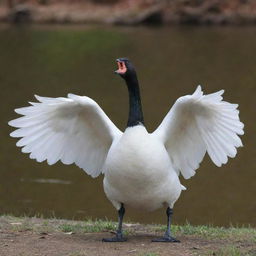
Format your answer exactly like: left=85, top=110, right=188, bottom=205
left=0, top=24, right=255, bottom=227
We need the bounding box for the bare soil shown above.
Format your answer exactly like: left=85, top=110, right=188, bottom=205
left=0, top=230, right=225, bottom=256
left=0, top=217, right=255, bottom=256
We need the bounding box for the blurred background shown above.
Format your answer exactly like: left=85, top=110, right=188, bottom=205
left=0, top=0, right=255, bottom=227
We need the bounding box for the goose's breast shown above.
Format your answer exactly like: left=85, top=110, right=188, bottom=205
left=103, top=126, right=179, bottom=211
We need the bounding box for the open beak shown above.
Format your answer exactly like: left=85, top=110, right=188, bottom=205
left=115, top=59, right=127, bottom=75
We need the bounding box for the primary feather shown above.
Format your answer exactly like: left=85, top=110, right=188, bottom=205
left=9, top=94, right=122, bottom=178
left=152, top=85, right=244, bottom=179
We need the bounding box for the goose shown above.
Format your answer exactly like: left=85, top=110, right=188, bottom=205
left=9, top=58, right=244, bottom=243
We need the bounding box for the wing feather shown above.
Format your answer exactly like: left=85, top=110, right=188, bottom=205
left=9, top=94, right=122, bottom=177
left=152, top=85, right=244, bottom=179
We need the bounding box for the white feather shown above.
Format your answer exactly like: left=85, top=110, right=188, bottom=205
left=9, top=94, right=122, bottom=177
left=152, top=85, right=244, bottom=179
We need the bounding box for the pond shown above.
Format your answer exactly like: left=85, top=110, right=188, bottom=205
left=0, top=24, right=255, bottom=227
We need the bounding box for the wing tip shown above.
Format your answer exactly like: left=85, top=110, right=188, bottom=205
left=193, top=85, right=203, bottom=97
left=8, top=120, right=17, bottom=128
left=181, top=185, right=187, bottom=190
left=34, top=94, right=40, bottom=101
left=219, top=89, right=225, bottom=95
left=9, top=130, right=17, bottom=137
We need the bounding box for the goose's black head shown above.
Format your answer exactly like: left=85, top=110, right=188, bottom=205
left=115, top=58, right=137, bottom=80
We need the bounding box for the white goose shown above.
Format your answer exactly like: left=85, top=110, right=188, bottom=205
left=9, top=58, right=244, bottom=242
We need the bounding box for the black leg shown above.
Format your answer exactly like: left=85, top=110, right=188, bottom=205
left=102, top=203, right=127, bottom=242
left=152, top=207, right=180, bottom=242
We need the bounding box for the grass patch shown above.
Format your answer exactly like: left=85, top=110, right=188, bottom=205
left=59, top=219, right=116, bottom=233
left=1, top=215, right=255, bottom=243
left=154, top=222, right=256, bottom=241
left=1, top=215, right=255, bottom=256
left=203, top=245, right=255, bottom=256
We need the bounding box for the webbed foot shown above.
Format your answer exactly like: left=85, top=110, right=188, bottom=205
left=152, top=235, right=180, bottom=243
left=152, top=207, right=180, bottom=242
left=102, top=233, right=127, bottom=242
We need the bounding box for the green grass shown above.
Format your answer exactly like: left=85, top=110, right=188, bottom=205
left=1, top=215, right=255, bottom=256
left=59, top=219, right=116, bottom=233
left=202, top=245, right=256, bottom=256
left=1, top=215, right=255, bottom=243
left=154, top=222, right=256, bottom=241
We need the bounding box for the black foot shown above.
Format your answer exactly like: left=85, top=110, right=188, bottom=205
left=152, top=236, right=180, bottom=243
left=102, top=233, right=127, bottom=242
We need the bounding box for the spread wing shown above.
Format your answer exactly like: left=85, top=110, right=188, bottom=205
left=9, top=94, right=122, bottom=178
left=152, top=86, right=244, bottom=179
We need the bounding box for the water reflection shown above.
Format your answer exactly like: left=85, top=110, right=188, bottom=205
left=20, top=178, right=73, bottom=184
left=0, top=25, right=255, bottom=226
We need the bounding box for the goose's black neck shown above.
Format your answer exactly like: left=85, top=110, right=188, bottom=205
left=125, top=74, right=144, bottom=127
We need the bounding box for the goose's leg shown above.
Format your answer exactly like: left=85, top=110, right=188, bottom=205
left=152, top=207, right=180, bottom=242
left=102, top=203, right=127, bottom=242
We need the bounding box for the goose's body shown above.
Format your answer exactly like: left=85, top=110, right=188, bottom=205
left=104, top=125, right=183, bottom=212
left=9, top=58, right=244, bottom=242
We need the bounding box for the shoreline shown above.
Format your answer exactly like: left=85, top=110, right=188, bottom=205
left=1, top=215, right=255, bottom=256
left=1, top=1, right=256, bottom=26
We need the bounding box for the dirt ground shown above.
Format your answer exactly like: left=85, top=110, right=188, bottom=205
left=0, top=216, right=255, bottom=256
left=0, top=230, right=226, bottom=256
